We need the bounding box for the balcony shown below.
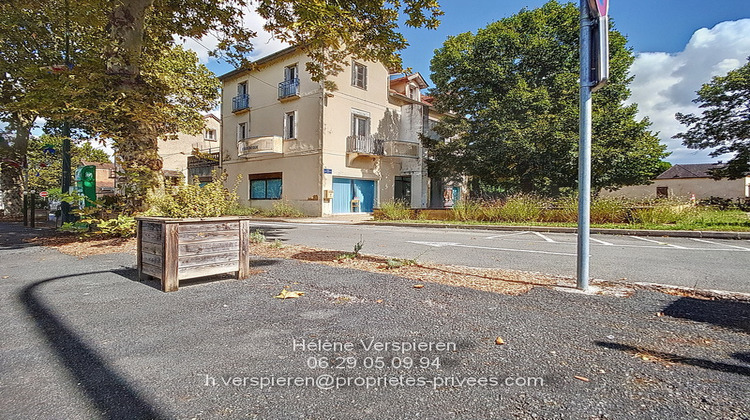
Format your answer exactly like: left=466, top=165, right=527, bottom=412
left=187, top=152, right=220, bottom=169
left=278, top=78, right=300, bottom=100
left=347, top=135, right=384, bottom=156
left=232, top=94, right=250, bottom=112
left=238, top=136, right=283, bottom=157
left=383, top=140, right=419, bottom=158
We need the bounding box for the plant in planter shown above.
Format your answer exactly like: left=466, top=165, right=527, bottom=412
left=136, top=173, right=251, bottom=292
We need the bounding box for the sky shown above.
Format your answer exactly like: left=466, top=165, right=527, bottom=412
left=190, top=0, right=750, bottom=166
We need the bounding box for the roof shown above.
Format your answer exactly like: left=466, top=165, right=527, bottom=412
left=217, top=46, right=299, bottom=81
left=203, top=113, right=220, bottom=123
left=656, top=163, right=724, bottom=179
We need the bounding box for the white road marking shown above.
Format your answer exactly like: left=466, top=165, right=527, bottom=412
left=532, top=232, right=556, bottom=243
left=690, top=238, right=750, bottom=251
left=485, top=231, right=530, bottom=239
left=407, top=241, right=576, bottom=257
left=590, top=237, right=614, bottom=246
left=632, top=236, right=688, bottom=249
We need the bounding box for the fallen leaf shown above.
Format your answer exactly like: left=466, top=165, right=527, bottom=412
left=1, top=276, right=8, bottom=279
left=413, top=284, right=424, bottom=289
left=495, top=337, right=505, bottom=345
left=274, top=289, right=305, bottom=299
left=655, top=312, right=664, bottom=317
left=375, top=299, right=384, bottom=304
left=574, top=376, right=590, bottom=382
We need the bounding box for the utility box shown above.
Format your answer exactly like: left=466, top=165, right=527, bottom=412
left=75, top=165, right=97, bottom=207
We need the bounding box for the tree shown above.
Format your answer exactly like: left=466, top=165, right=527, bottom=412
left=424, top=1, right=668, bottom=197
left=675, top=57, right=750, bottom=179
left=25, top=136, right=110, bottom=193
left=2, top=0, right=443, bottom=212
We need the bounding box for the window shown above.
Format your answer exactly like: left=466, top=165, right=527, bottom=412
left=351, top=112, right=370, bottom=137
left=395, top=176, right=411, bottom=203
left=237, top=122, right=247, bottom=141
left=249, top=173, right=282, bottom=200
left=656, top=186, right=669, bottom=198
left=237, top=81, right=247, bottom=95
left=352, top=62, right=367, bottom=89
left=284, top=64, right=298, bottom=81
left=204, top=129, right=216, bottom=141
left=284, top=111, right=297, bottom=139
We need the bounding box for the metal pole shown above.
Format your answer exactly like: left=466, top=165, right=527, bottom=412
left=60, top=0, right=72, bottom=223
left=22, top=193, right=28, bottom=226
left=30, top=193, right=36, bottom=228
left=577, top=0, right=593, bottom=291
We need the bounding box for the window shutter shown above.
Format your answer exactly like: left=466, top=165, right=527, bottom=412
left=363, top=65, right=367, bottom=90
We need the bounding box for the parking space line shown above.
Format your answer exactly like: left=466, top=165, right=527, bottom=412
left=532, top=232, right=556, bottom=243
left=590, top=238, right=614, bottom=246
left=632, top=236, right=688, bottom=249
left=485, top=231, right=530, bottom=239
left=690, top=238, right=750, bottom=251
left=407, top=241, right=575, bottom=256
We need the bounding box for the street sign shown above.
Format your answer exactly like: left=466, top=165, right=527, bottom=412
left=39, top=191, right=48, bottom=198
left=587, top=0, right=608, bottom=17
left=323, top=168, right=333, bottom=174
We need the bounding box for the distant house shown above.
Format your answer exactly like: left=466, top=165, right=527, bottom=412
left=601, top=163, right=750, bottom=199
left=158, top=114, right=221, bottom=184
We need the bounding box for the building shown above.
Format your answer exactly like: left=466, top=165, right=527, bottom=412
left=218, top=46, right=451, bottom=216
left=159, top=114, right=221, bottom=184
left=601, top=163, right=750, bottom=199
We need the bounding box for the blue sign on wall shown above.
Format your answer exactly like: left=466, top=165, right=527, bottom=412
left=323, top=168, right=333, bottom=174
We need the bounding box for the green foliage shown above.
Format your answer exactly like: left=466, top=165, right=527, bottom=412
left=269, top=239, right=284, bottom=249
left=675, top=57, right=750, bottom=179
left=145, top=172, right=239, bottom=218
left=426, top=1, right=668, bottom=196
left=495, top=195, right=546, bottom=223
left=630, top=201, right=690, bottom=225
left=452, top=200, right=483, bottom=221
left=262, top=201, right=305, bottom=218
left=378, top=201, right=413, bottom=220
left=95, top=215, right=137, bottom=238
left=249, top=230, right=266, bottom=244
left=590, top=197, right=628, bottom=224
left=224, top=205, right=262, bottom=216
left=58, top=222, right=89, bottom=234
left=384, top=258, right=417, bottom=269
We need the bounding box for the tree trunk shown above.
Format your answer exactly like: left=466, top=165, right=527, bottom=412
left=0, top=115, right=34, bottom=217
left=106, top=0, right=161, bottom=212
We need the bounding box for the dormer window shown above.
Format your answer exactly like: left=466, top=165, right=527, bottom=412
left=204, top=129, right=217, bottom=141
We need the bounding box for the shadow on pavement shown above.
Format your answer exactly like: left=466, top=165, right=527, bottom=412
left=662, top=297, right=750, bottom=334
left=0, top=222, right=55, bottom=250
left=595, top=341, right=750, bottom=377
left=19, top=271, right=168, bottom=419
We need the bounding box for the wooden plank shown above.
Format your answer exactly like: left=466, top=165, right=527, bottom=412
left=141, top=241, right=163, bottom=256
left=141, top=252, right=163, bottom=267
left=178, top=222, right=239, bottom=233
left=142, top=262, right=162, bottom=278
left=178, top=252, right=239, bottom=268
left=179, top=240, right=238, bottom=257
left=162, top=223, right=179, bottom=292
left=178, top=230, right=239, bottom=244
left=141, top=221, right=162, bottom=232
left=178, top=261, right=239, bottom=280
left=141, top=229, right=162, bottom=244
left=238, top=219, right=250, bottom=279
left=137, top=220, right=143, bottom=280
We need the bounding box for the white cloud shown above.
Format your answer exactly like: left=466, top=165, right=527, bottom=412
left=627, top=19, right=750, bottom=164
left=176, top=8, right=288, bottom=64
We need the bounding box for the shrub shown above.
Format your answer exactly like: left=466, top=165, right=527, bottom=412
left=96, top=215, right=137, bottom=237
left=631, top=200, right=691, bottom=225
left=496, top=195, right=545, bottom=223
left=590, top=197, right=628, bottom=224
left=452, top=200, right=483, bottom=221
left=249, top=229, right=266, bottom=243
left=378, top=201, right=413, bottom=220
left=261, top=201, right=305, bottom=217
left=145, top=172, right=238, bottom=218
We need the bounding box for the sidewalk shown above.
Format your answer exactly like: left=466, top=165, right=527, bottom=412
left=0, top=222, right=748, bottom=419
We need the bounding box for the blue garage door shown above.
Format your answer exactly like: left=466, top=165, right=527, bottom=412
left=332, top=178, right=375, bottom=213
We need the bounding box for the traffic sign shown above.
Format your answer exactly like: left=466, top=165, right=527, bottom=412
left=588, top=0, right=608, bottom=17
left=39, top=191, right=49, bottom=198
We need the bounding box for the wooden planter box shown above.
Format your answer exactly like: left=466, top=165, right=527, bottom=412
left=135, top=216, right=251, bottom=292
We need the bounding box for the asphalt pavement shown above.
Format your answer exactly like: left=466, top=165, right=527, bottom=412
left=248, top=221, right=750, bottom=294
left=0, top=222, right=749, bottom=419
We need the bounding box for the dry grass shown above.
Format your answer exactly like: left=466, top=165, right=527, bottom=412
left=26, top=234, right=137, bottom=257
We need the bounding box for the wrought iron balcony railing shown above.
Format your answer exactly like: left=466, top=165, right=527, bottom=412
left=278, top=78, right=300, bottom=100
left=232, top=94, right=250, bottom=112
left=347, top=135, right=384, bottom=156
